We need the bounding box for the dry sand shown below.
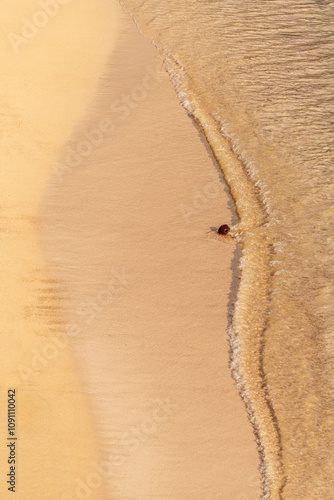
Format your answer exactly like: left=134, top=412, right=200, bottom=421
left=0, top=1, right=120, bottom=498
left=2, top=1, right=260, bottom=499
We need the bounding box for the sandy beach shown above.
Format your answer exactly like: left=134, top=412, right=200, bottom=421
left=2, top=1, right=260, bottom=498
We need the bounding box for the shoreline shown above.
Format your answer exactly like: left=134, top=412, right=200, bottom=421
left=41, top=5, right=261, bottom=499
left=114, top=1, right=334, bottom=497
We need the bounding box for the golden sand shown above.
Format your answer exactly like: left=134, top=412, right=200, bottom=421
left=0, top=1, right=120, bottom=498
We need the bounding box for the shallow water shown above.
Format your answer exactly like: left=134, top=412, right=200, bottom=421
left=118, top=1, right=334, bottom=498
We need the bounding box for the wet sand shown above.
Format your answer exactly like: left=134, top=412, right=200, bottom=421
left=2, top=1, right=260, bottom=498
left=41, top=5, right=260, bottom=500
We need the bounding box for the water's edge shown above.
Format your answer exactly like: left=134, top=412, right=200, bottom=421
left=117, top=3, right=284, bottom=497
left=117, top=3, right=334, bottom=499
